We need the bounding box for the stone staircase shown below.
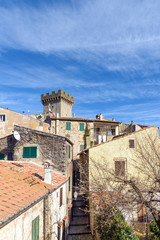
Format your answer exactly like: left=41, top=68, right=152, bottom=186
left=67, top=195, right=92, bottom=240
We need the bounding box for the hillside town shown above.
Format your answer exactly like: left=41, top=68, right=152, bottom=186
left=0, top=89, right=160, bottom=240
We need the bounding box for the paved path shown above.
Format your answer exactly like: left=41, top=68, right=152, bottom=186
left=67, top=195, right=92, bottom=240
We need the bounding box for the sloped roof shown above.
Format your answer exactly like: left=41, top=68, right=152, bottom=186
left=50, top=116, right=120, bottom=124
left=14, top=125, right=73, bottom=145
left=0, top=161, right=67, bottom=224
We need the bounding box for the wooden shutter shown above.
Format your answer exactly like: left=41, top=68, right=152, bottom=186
left=129, top=139, right=135, bottom=148
left=32, top=216, right=39, bottom=240
left=30, top=147, right=37, bottom=158
left=115, top=161, right=125, bottom=177
left=23, top=147, right=30, bottom=158
left=66, top=122, right=71, bottom=130
left=23, top=147, right=37, bottom=158
left=0, top=153, right=4, bottom=160
left=68, top=145, right=71, bottom=159
left=80, top=123, right=84, bottom=131
left=69, top=177, right=71, bottom=192
left=60, top=188, right=63, bottom=207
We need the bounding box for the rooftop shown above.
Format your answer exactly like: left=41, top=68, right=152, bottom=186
left=50, top=116, right=121, bottom=124
left=14, top=125, right=73, bottom=145
left=0, top=161, right=67, bottom=225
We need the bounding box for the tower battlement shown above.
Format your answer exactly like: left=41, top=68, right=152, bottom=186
left=41, top=90, right=74, bottom=105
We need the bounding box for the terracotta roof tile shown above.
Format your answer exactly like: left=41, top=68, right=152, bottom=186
left=0, top=161, right=67, bottom=223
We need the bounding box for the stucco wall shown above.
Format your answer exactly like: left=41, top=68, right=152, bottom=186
left=0, top=199, right=44, bottom=240
left=0, top=107, right=50, bottom=138
left=88, top=126, right=159, bottom=185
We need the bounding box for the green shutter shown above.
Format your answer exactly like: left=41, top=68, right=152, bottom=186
left=23, top=147, right=29, bottom=158
left=32, top=216, right=39, bottom=240
left=69, top=177, right=71, bottom=192
left=0, top=153, right=4, bottom=160
left=23, top=147, right=37, bottom=158
left=66, top=122, right=71, bottom=130
left=68, top=145, right=71, bottom=159
left=80, top=123, right=84, bottom=131
left=30, top=147, right=37, bottom=158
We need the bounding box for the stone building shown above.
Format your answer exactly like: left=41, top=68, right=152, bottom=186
left=35, top=90, right=121, bottom=158
left=0, top=161, right=68, bottom=240
left=41, top=89, right=74, bottom=118
left=0, top=125, right=73, bottom=208
left=0, top=106, right=50, bottom=138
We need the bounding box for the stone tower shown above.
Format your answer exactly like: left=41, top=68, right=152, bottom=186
left=41, top=90, right=74, bottom=117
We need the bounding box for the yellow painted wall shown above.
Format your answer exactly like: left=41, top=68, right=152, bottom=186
left=0, top=108, right=50, bottom=137
left=88, top=126, right=159, bottom=187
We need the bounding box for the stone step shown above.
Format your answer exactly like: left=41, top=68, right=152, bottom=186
left=67, top=234, right=92, bottom=240
left=73, top=201, right=86, bottom=207
left=68, top=225, right=91, bottom=235
left=73, top=207, right=88, bottom=217
left=70, top=216, right=89, bottom=226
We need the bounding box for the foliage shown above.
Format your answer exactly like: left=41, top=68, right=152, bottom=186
left=96, top=210, right=139, bottom=240
left=149, top=221, right=160, bottom=240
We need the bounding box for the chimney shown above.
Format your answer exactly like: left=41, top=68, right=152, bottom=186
left=73, top=113, right=75, bottom=118
left=44, top=162, right=52, bottom=185
left=99, top=113, right=103, bottom=120
left=112, top=118, right=115, bottom=121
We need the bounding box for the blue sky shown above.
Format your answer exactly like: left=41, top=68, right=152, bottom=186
left=1, top=0, right=160, bottom=127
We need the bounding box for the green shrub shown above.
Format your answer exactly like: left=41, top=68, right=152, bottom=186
left=96, top=210, right=139, bottom=240
left=149, top=221, right=160, bottom=240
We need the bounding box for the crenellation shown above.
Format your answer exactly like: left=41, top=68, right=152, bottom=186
left=41, top=90, right=74, bottom=104
left=41, top=90, right=74, bottom=117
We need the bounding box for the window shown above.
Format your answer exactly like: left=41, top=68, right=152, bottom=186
left=68, top=145, right=71, bottom=159
left=32, top=216, right=39, bottom=240
left=8, top=152, right=13, bottom=161
left=107, top=129, right=115, bottom=136
left=60, top=187, right=63, bottom=207
left=0, top=153, right=4, bottom=160
left=69, top=177, right=71, bottom=192
left=115, top=160, right=125, bottom=177
left=80, top=145, right=85, bottom=151
left=23, top=147, right=37, bottom=158
left=80, top=123, right=84, bottom=131
left=66, top=122, right=71, bottom=131
left=0, top=115, right=5, bottom=122
left=129, top=139, right=135, bottom=148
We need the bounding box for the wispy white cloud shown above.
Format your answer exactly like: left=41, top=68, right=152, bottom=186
left=0, top=0, right=160, bottom=72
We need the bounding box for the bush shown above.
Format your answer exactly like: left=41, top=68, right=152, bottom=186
left=149, top=221, right=160, bottom=240
left=96, top=210, right=139, bottom=240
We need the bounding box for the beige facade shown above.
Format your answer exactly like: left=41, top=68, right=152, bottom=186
left=79, top=126, right=159, bottom=236
left=80, top=126, right=159, bottom=186
left=0, top=199, right=44, bottom=240
left=0, top=107, right=50, bottom=138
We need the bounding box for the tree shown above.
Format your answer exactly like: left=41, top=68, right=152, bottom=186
left=79, top=127, right=160, bottom=237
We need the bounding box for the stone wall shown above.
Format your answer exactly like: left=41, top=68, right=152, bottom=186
left=51, top=120, right=93, bottom=158
left=41, top=90, right=74, bottom=117
left=0, top=126, right=73, bottom=177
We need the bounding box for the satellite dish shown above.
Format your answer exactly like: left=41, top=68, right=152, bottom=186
left=13, top=131, right=21, bottom=141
